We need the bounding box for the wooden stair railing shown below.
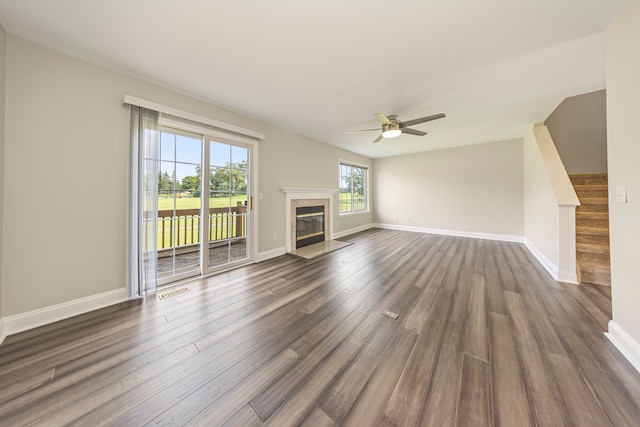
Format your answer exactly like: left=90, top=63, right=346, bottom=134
left=570, top=173, right=611, bottom=286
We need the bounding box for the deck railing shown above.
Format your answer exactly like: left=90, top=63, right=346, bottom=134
left=147, top=206, right=247, bottom=250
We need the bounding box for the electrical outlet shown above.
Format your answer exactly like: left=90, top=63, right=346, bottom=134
left=272, top=232, right=277, bottom=240
left=616, top=186, right=627, bottom=203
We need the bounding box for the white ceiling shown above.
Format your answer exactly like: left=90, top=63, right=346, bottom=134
left=0, top=0, right=627, bottom=158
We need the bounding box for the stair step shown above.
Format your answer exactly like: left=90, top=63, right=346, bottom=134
left=569, top=173, right=608, bottom=185
left=576, top=203, right=609, bottom=213
left=578, top=265, right=610, bottom=275
left=576, top=218, right=609, bottom=229
left=579, top=270, right=611, bottom=287
left=576, top=234, right=610, bottom=245
left=576, top=210, right=608, bottom=219
left=572, top=183, right=608, bottom=191
left=578, top=252, right=611, bottom=265
left=573, top=188, right=608, bottom=198
left=576, top=226, right=609, bottom=236
left=577, top=252, right=610, bottom=266
left=577, top=242, right=610, bottom=255
left=576, top=219, right=609, bottom=229
left=578, top=197, right=608, bottom=205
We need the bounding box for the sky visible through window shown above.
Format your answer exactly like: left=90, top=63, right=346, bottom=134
left=158, top=131, right=248, bottom=184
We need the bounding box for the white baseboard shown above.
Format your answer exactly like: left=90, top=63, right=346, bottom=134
left=333, top=223, right=375, bottom=239
left=606, top=320, right=640, bottom=373
left=373, top=223, right=524, bottom=243
left=557, top=270, right=579, bottom=285
left=1, top=288, right=129, bottom=338
left=256, top=246, right=286, bottom=262
left=523, top=238, right=560, bottom=280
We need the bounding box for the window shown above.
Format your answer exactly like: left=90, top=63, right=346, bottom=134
left=339, top=162, right=368, bottom=214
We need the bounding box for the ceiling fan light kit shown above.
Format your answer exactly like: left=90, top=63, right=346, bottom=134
left=382, top=123, right=402, bottom=138
left=347, top=112, right=446, bottom=143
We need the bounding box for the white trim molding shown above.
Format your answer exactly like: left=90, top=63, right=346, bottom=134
left=1, top=288, right=129, bottom=337
left=256, top=246, right=287, bottom=262
left=606, top=321, right=640, bottom=373
left=280, top=186, right=338, bottom=194
left=524, top=238, right=560, bottom=280
left=522, top=206, right=579, bottom=285
left=557, top=205, right=579, bottom=284
left=333, top=223, right=375, bottom=239
left=374, top=223, right=524, bottom=243
left=123, top=95, right=265, bottom=140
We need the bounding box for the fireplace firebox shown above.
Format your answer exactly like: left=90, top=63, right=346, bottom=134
left=295, top=206, right=325, bottom=248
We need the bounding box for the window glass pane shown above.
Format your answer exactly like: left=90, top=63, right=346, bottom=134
left=210, top=141, right=231, bottom=168
left=160, top=132, right=174, bottom=162
left=159, top=161, right=177, bottom=201
left=231, top=145, right=248, bottom=165
left=210, top=166, right=230, bottom=199
left=230, top=167, right=248, bottom=196
left=176, top=163, right=200, bottom=197
left=339, top=163, right=368, bottom=214
left=175, top=134, right=202, bottom=164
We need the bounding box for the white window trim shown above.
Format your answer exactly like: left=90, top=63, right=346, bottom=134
left=124, top=95, right=265, bottom=141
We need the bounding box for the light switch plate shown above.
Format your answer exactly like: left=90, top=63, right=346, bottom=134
left=615, top=186, right=627, bottom=203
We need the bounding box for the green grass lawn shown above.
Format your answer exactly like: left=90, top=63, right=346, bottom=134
left=339, top=192, right=366, bottom=212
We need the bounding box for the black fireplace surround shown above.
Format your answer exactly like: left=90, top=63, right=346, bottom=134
left=295, top=206, right=325, bottom=248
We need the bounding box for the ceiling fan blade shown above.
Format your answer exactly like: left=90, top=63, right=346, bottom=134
left=401, top=128, right=427, bottom=136
left=345, top=128, right=380, bottom=134
left=400, top=113, right=446, bottom=128
left=375, top=113, right=392, bottom=125
left=373, top=134, right=384, bottom=143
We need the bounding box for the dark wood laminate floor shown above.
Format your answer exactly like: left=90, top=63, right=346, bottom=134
left=1, top=228, right=639, bottom=426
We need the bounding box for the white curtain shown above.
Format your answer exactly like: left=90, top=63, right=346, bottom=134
left=130, top=106, right=160, bottom=297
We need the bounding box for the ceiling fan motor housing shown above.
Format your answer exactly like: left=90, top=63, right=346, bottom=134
left=382, top=122, right=401, bottom=133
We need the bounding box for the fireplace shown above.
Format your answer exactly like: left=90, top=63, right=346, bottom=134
left=280, top=187, right=337, bottom=253
left=296, top=206, right=325, bottom=248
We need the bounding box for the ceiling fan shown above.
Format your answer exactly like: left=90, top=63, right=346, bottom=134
left=347, top=112, right=446, bottom=143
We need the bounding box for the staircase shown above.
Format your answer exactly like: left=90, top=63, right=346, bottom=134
left=570, top=173, right=611, bottom=286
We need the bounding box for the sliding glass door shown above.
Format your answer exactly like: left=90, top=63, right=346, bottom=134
left=156, top=127, right=253, bottom=285
left=206, top=141, right=250, bottom=271
left=156, top=128, right=202, bottom=283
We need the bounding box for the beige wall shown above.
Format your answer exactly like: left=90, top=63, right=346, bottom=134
left=373, top=139, right=524, bottom=237
left=545, top=90, right=607, bottom=174
left=606, top=1, right=640, bottom=348
left=1, top=36, right=372, bottom=316
left=0, top=24, right=5, bottom=321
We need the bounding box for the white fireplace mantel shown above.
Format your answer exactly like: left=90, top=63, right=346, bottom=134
left=281, top=187, right=338, bottom=253
left=280, top=187, right=338, bottom=195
